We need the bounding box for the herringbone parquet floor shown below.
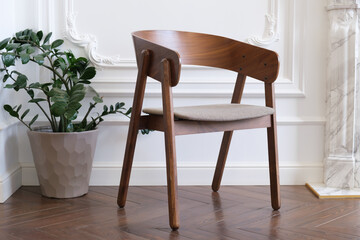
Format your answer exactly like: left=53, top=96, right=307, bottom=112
left=1, top=186, right=360, bottom=240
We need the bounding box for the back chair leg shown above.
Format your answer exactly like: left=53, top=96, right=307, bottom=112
left=267, top=122, right=281, bottom=210
left=213, top=74, right=246, bottom=192
left=212, top=131, right=234, bottom=192
left=117, top=50, right=149, bottom=208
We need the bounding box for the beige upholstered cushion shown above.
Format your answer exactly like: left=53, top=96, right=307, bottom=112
left=143, top=104, right=274, bottom=121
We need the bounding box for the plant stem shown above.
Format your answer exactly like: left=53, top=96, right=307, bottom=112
left=18, top=118, right=32, bottom=131
left=81, top=102, right=97, bottom=124
left=46, top=95, right=57, bottom=131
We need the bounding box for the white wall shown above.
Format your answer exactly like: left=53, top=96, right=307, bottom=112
left=1, top=0, right=328, bottom=200
left=0, top=0, right=22, bottom=202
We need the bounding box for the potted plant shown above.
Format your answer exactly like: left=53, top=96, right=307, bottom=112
left=0, top=29, right=131, bottom=198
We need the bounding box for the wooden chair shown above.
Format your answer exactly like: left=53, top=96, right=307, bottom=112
left=117, top=30, right=280, bottom=230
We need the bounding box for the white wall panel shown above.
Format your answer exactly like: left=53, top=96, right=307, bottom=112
left=1, top=0, right=327, bottom=190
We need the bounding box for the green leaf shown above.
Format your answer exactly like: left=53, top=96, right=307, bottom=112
left=48, top=88, right=68, bottom=101
left=64, top=109, right=77, bottom=120
left=11, top=70, right=22, bottom=76
left=103, top=105, right=108, bottom=112
left=52, top=79, right=62, bottom=89
left=26, top=47, right=35, bottom=54
left=43, top=32, right=52, bottom=44
left=16, top=104, right=22, bottom=113
left=51, top=39, right=64, bottom=49
left=15, top=75, right=27, bottom=88
left=65, top=51, right=75, bottom=64
left=20, top=53, right=30, bottom=64
left=41, top=83, right=52, bottom=88
left=69, top=90, right=85, bottom=103
left=76, top=57, right=88, bottom=64
left=4, top=105, right=19, bottom=118
left=27, top=89, right=34, bottom=98
left=21, top=109, right=30, bottom=120
left=2, top=53, right=16, bottom=67
left=28, top=98, right=46, bottom=103
left=15, top=31, right=21, bottom=39
left=41, top=83, right=51, bottom=93
left=28, top=82, right=41, bottom=88
left=67, top=102, right=81, bottom=111
left=115, top=102, right=125, bottom=109
left=66, top=122, right=74, bottom=132
left=93, top=96, right=103, bottom=103
left=9, top=110, right=19, bottom=118
left=42, top=44, right=51, bottom=50
left=0, top=38, right=10, bottom=50
left=24, top=29, right=31, bottom=38
left=125, top=107, right=132, bottom=115
left=54, top=57, right=67, bottom=72
left=50, top=102, right=67, bottom=116
left=2, top=74, right=10, bottom=83
left=79, top=80, right=91, bottom=84
left=17, top=43, right=30, bottom=53
left=29, top=114, right=38, bottom=126
left=5, top=43, right=20, bottom=51
left=30, top=32, right=39, bottom=44
left=4, top=84, right=15, bottom=89
left=34, top=54, right=44, bottom=65
left=36, top=31, right=43, bottom=41
left=80, top=67, right=96, bottom=80
left=3, top=104, right=13, bottom=113
left=70, top=76, right=79, bottom=84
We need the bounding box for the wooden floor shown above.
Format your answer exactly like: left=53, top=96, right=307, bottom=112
left=1, top=186, right=360, bottom=240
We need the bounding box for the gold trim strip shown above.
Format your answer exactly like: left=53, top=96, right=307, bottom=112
left=305, top=183, right=360, bottom=199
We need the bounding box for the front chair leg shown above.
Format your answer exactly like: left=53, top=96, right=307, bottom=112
left=117, top=50, right=149, bottom=208
left=164, top=130, right=180, bottom=230
left=267, top=121, right=281, bottom=210
left=117, top=120, right=140, bottom=208
left=161, top=58, right=179, bottom=230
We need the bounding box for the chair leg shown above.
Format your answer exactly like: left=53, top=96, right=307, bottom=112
left=161, top=59, right=179, bottom=230
left=267, top=123, right=281, bottom=210
left=117, top=121, right=139, bottom=208
left=212, top=131, right=233, bottom=192
left=117, top=50, right=149, bottom=208
left=164, top=130, right=180, bottom=230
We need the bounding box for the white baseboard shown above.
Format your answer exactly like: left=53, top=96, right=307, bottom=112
left=20, top=162, right=323, bottom=186
left=0, top=165, right=22, bottom=203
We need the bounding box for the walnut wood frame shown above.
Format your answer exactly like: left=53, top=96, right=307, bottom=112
left=118, top=30, right=281, bottom=230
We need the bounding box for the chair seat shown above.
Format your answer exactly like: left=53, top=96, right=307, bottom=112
left=143, top=104, right=274, bottom=121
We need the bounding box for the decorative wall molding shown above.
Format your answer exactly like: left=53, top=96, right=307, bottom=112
left=64, top=0, right=280, bottom=69
left=61, top=0, right=304, bottom=98
left=247, top=0, right=280, bottom=46
left=327, top=0, right=360, bottom=10
left=64, top=0, right=125, bottom=68
left=21, top=161, right=323, bottom=186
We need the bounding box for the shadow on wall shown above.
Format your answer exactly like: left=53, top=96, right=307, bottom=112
left=1, top=123, right=20, bottom=183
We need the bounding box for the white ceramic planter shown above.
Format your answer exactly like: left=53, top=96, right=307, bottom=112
left=27, top=127, right=99, bottom=198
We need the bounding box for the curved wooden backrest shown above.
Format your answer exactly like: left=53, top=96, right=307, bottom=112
left=132, top=30, right=280, bottom=86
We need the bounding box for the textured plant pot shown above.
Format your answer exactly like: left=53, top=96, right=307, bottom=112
left=27, top=127, right=99, bottom=198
